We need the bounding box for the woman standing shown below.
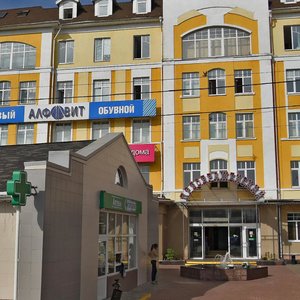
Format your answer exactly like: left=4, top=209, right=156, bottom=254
left=149, top=243, right=158, bottom=284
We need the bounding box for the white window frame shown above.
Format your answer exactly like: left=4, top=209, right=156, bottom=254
left=98, top=0, right=109, bottom=16
left=19, top=81, right=36, bottom=104
left=58, top=40, right=74, bottom=64
left=92, top=120, right=110, bottom=139
left=137, top=0, right=147, bottom=13
left=52, top=122, right=72, bottom=142
left=284, top=25, right=300, bottom=50
left=0, top=124, right=8, bottom=145
left=287, top=212, right=300, bottom=241
left=208, top=69, right=226, bottom=95
left=182, top=73, right=200, bottom=97
left=183, top=163, right=201, bottom=187
left=234, top=70, right=252, bottom=94
left=94, top=38, right=111, bottom=62
left=287, top=70, right=300, bottom=94
left=183, top=115, right=200, bottom=140
left=209, top=113, right=227, bottom=139
left=236, top=113, right=254, bottom=139
left=291, top=161, right=300, bottom=187
left=288, top=112, right=300, bottom=138
left=133, top=35, right=150, bottom=59
left=132, top=118, right=150, bottom=143
left=56, top=81, right=73, bottom=103
left=237, top=161, right=255, bottom=182
left=133, top=77, right=150, bottom=99
left=0, top=81, right=10, bottom=105
left=93, top=80, right=110, bottom=102
left=210, top=159, right=228, bottom=188
left=17, top=124, right=34, bottom=144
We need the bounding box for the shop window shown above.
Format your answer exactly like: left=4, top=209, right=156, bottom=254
left=0, top=42, right=36, bottom=70
left=288, top=112, right=300, bottom=138
left=208, top=69, right=226, bottom=95
left=236, top=113, right=254, bottom=139
left=183, top=115, right=200, bottom=140
left=133, top=77, right=150, bottom=99
left=94, top=38, right=111, bottom=61
left=52, top=122, right=72, bottom=142
left=284, top=25, right=300, bottom=50
left=56, top=81, right=73, bottom=103
left=243, top=208, right=256, bottom=223
left=58, top=40, right=74, bottom=64
left=92, top=121, right=109, bottom=139
left=210, top=159, right=228, bottom=188
left=182, top=73, right=200, bottom=97
left=19, top=81, right=36, bottom=104
left=93, top=79, right=110, bottom=101
left=288, top=213, right=300, bottom=241
left=234, top=70, right=252, bottom=94
left=209, top=112, right=227, bottom=139
left=286, top=69, right=300, bottom=94
left=133, top=35, right=150, bottom=59
left=17, top=124, right=34, bottom=144
left=0, top=124, right=8, bottom=145
left=99, top=212, right=107, bottom=235
left=0, top=81, right=10, bottom=105
left=183, top=163, right=200, bottom=187
left=132, top=119, right=150, bottom=143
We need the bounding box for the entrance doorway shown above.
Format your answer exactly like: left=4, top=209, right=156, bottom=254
left=205, top=227, right=228, bottom=258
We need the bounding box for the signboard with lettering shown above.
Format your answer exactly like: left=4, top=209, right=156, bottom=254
left=100, top=191, right=142, bottom=214
left=0, top=106, right=24, bottom=124
left=129, top=144, right=155, bottom=163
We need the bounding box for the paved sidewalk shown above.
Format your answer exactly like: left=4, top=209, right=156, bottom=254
left=121, top=264, right=300, bottom=300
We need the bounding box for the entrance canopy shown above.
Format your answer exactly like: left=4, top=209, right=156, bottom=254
left=180, top=171, right=265, bottom=201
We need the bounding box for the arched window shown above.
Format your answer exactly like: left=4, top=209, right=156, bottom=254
left=210, top=159, right=228, bottom=188
left=209, top=112, right=227, bottom=139
left=115, top=166, right=128, bottom=187
left=182, top=26, right=251, bottom=59
left=208, top=69, right=225, bottom=95
left=0, top=81, right=10, bottom=105
left=0, top=42, right=36, bottom=70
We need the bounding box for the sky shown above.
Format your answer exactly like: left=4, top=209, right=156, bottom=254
left=0, top=0, right=129, bottom=10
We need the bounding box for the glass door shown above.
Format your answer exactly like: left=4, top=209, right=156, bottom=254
left=246, top=228, right=257, bottom=257
left=190, top=226, right=203, bottom=258
left=229, top=227, right=242, bottom=257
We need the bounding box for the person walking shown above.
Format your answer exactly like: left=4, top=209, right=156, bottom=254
left=149, top=243, right=158, bottom=284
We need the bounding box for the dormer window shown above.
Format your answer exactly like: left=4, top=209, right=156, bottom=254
left=94, top=0, right=113, bottom=17
left=133, top=0, right=151, bottom=14
left=56, top=0, right=79, bottom=20
left=64, top=8, right=73, bottom=19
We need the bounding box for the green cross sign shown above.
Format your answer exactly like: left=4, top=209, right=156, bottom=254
left=7, top=171, right=32, bottom=206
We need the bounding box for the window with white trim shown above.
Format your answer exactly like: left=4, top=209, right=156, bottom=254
left=139, top=165, right=150, bottom=183
left=208, top=69, right=226, bottom=95
left=133, top=35, right=150, bottom=59
left=0, top=124, right=8, bottom=145
left=132, top=119, right=150, bottom=143
left=183, top=163, right=201, bottom=187
left=0, top=42, right=36, bottom=69
left=56, top=81, right=73, bottom=103
left=63, top=8, right=73, bottom=19
left=236, top=113, right=254, bottom=139
left=291, top=161, right=300, bottom=187
left=182, top=27, right=251, bottom=59
left=287, top=70, right=300, bottom=93
left=137, top=0, right=147, bottom=13
left=284, top=25, right=300, bottom=50
left=209, top=112, right=227, bottom=139
left=52, top=122, right=72, bottom=142
left=288, top=112, right=300, bottom=138
left=183, top=115, right=200, bottom=140
left=234, top=70, right=252, bottom=94
left=182, top=73, right=200, bottom=97
left=93, top=80, right=110, bottom=102
left=0, top=81, right=10, bottom=105
left=19, top=81, right=36, bottom=104
left=210, top=159, right=228, bottom=188
left=94, top=38, right=111, bottom=62
left=133, top=77, right=150, bottom=99
left=288, top=213, right=300, bottom=241
left=17, top=124, right=34, bottom=144
left=58, top=40, right=74, bottom=64
left=92, top=121, right=109, bottom=139
left=237, top=161, right=255, bottom=182
left=98, top=0, right=109, bottom=16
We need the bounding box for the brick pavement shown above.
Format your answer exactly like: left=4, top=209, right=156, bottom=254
left=120, top=264, right=300, bottom=300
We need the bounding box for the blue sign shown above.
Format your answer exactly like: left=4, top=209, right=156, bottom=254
left=89, top=99, right=156, bottom=120
left=0, top=106, right=24, bottom=124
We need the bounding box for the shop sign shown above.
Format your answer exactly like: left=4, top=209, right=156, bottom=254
left=100, top=191, right=142, bottom=214
left=129, top=144, right=155, bottom=163
left=180, top=171, right=265, bottom=201
left=0, top=106, right=24, bottom=124
left=89, top=99, right=156, bottom=120
left=24, top=103, right=89, bottom=122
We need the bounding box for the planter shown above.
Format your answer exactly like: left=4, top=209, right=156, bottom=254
left=159, top=260, right=185, bottom=265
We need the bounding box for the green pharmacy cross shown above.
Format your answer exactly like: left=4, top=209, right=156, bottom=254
left=7, top=171, right=32, bottom=206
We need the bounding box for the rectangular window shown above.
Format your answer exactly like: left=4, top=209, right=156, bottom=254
left=137, top=0, right=147, bottom=13
left=284, top=25, right=300, bottom=50
left=208, top=69, right=225, bottom=95
left=209, top=113, right=227, bottom=139
left=291, top=161, right=300, bottom=187
left=98, top=0, right=109, bottom=16
left=17, top=124, right=34, bottom=144
left=183, top=163, right=201, bottom=187
left=288, top=112, right=300, bottom=138
left=0, top=81, right=10, bottom=105
left=182, top=73, right=200, bottom=97
left=132, top=119, right=150, bottom=143
left=183, top=115, right=200, bottom=140
left=52, top=123, right=71, bottom=142
left=93, top=80, right=110, bottom=102
left=94, top=38, right=111, bottom=62
left=237, top=161, right=255, bottom=182
left=19, top=81, right=36, bottom=104
left=0, top=124, right=8, bottom=145
left=63, top=8, right=73, bottom=19
left=133, top=35, right=150, bottom=59
left=287, top=213, right=300, bottom=241
left=56, top=81, right=73, bottom=103
left=139, top=165, right=150, bottom=183
left=58, top=40, right=74, bottom=64
left=92, top=121, right=109, bottom=139
left=234, top=70, right=252, bottom=94
left=236, top=113, right=254, bottom=139
left=286, top=70, right=300, bottom=94
left=133, top=77, right=150, bottom=99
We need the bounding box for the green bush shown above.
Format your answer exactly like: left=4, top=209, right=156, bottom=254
left=165, top=248, right=176, bottom=260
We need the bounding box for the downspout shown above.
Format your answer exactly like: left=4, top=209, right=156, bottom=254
left=269, top=10, right=283, bottom=259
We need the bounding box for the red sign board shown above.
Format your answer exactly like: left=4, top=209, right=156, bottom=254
left=129, top=144, right=155, bottom=163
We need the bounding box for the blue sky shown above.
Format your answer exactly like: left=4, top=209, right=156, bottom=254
left=0, top=0, right=128, bottom=10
